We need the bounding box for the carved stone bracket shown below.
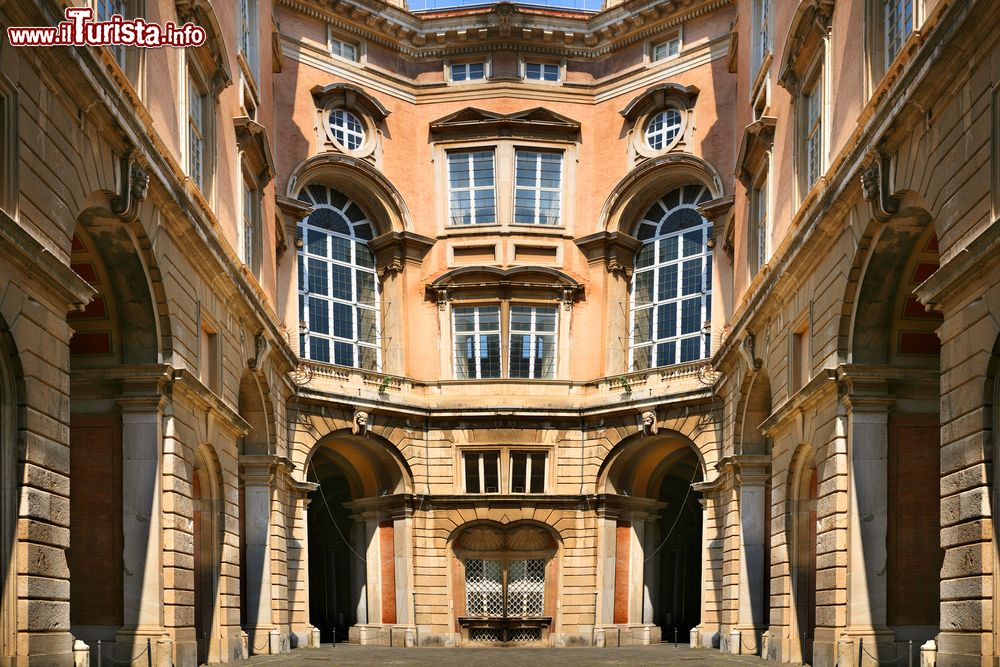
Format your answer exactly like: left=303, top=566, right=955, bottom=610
left=861, top=149, right=901, bottom=223
left=575, top=231, right=642, bottom=280
left=111, top=151, right=149, bottom=223
left=248, top=331, right=270, bottom=371
left=369, top=230, right=434, bottom=280
left=740, top=333, right=763, bottom=371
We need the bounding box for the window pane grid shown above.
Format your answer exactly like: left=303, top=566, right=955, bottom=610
left=187, top=77, right=204, bottom=188
left=465, top=559, right=504, bottom=617
left=525, top=62, right=559, bottom=81
left=508, top=306, right=557, bottom=379
left=297, top=186, right=381, bottom=370
left=885, top=0, right=913, bottom=64
left=328, top=109, right=365, bottom=150
left=510, top=452, right=546, bottom=494
left=645, top=109, right=683, bottom=151
left=652, top=37, right=679, bottom=62
left=97, top=0, right=127, bottom=67
left=629, top=186, right=712, bottom=371
left=330, top=37, right=357, bottom=61
left=514, top=150, right=562, bottom=225
left=451, top=62, right=486, bottom=81
left=454, top=306, right=502, bottom=379
left=448, top=151, right=497, bottom=225
left=805, top=82, right=822, bottom=187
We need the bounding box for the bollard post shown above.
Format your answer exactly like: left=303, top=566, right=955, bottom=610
left=909, top=639, right=913, bottom=667
left=674, top=628, right=677, bottom=648
left=859, top=636, right=863, bottom=667
left=98, top=640, right=102, bottom=667
left=147, top=638, right=152, bottom=667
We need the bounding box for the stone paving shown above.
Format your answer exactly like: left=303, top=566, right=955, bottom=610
left=218, top=644, right=772, bottom=666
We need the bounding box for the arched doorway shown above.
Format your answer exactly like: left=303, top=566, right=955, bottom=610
left=789, top=449, right=817, bottom=665
left=599, top=432, right=705, bottom=639
left=306, top=431, right=410, bottom=643
left=450, top=522, right=559, bottom=645
left=193, top=448, right=224, bottom=664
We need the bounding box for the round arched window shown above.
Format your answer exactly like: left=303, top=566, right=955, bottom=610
left=644, top=108, right=683, bottom=151
left=327, top=109, right=366, bottom=151
left=629, top=184, right=713, bottom=371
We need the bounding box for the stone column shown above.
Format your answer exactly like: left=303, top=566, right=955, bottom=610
left=241, top=456, right=277, bottom=654
left=116, top=393, right=166, bottom=660
left=843, top=390, right=895, bottom=658
left=287, top=482, right=318, bottom=648
left=596, top=512, right=618, bottom=627
left=734, top=456, right=770, bottom=655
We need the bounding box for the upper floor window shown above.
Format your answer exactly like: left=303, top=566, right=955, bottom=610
left=464, top=450, right=501, bottom=493
left=630, top=185, right=713, bottom=371
left=509, top=451, right=546, bottom=494
left=241, top=176, right=261, bottom=277
left=885, top=0, right=913, bottom=64
left=186, top=67, right=210, bottom=192
left=461, top=449, right=548, bottom=494
left=749, top=176, right=768, bottom=276
left=454, top=306, right=501, bottom=379
left=752, top=0, right=772, bottom=77
left=96, top=0, right=126, bottom=68
left=514, top=150, right=562, bottom=226
left=652, top=35, right=680, bottom=62
left=296, top=185, right=380, bottom=370
left=329, top=33, right=358, bottom=62
left=644, top=108, right=683, bottom=151
left=448, top=150, right=497, bottom=225
left=524, top=62, right=560, bottom=82
left=803, top=75, right=823, bottom=188
left=453, top=303, right=558, bottom=379
left=328, top=109, right=366, bottom=151
left=239, top=0, right=259, bottom=80
left=451, top=62, right=486, bottom=82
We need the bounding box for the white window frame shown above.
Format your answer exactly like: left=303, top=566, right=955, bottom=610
left=447, top=150, right=498, bottom=226
left=643, top=108, right=684, bottom=152
left=803, top=73, right=823, bottom=189
left=749, top=173, right=768, bottom=276
left=509, top=451, right=547, bottom=494
left=523, top=61, right=561, bottom=83
left=453, top=305, right=502, bottom=379
left=629, top=185, right=714, bottom=371
left=507, top=305, right=558, bottom=380
left=751, top=0, right=772, bottom=78
left=513, top=149, right=563, bottom=226
left=241, top=175, right=261, bottom=277
left=450, top=61, right=487, bottom=82
left=186, top=64, right=210, bottom=194
left=651, top=33, right=681, bottom=63
left=884, top=0, right=914, bottom=66
left=463, top=450, right=502, bottom=494
left=327, top=108, right=366, bottom=151
left=296, top=185, right=381, bottom=370
left=328, top=28, right=359, bottom=63
left=239, top=0, right=259, bottom=80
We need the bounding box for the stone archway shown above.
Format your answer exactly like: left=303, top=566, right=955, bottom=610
left=0, top=319, right=19, bottom=661
left=788, top=446, right=817, bottom=666
left=193, top=447, right=225, bottom=664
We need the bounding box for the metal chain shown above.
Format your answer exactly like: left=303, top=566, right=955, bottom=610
left=860, top=643, right=908, bottom=666
left=105, top=645, right=149, bottom=665
left=740, top=633, right=760, bottom=654
left=250, top=636, right=270, bottom=653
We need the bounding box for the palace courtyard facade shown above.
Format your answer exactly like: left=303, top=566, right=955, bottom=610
left=1, top=0, right=999, bottom=665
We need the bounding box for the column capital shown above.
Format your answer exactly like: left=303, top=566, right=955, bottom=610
left=117, top=395, right=166, bottom=413
left=716, top=454, right=771, bottom=486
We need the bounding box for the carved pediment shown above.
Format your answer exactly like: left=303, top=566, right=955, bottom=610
left=735, top=117, right=776, bottom=187
left=175, top=0, right=232, bottom=93
left=311, top=83, right=390, bottom=122
left=430, top=107, right=581, bottom=141
left=619, top=82, right=701, bottom=122
left=235, top=116, right=275, bottom=185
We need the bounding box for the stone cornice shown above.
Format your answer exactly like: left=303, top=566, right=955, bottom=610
left=713, top=0, right=987, bottom=371
left=915, top=214, right=1000, bottom=309
left=278, top=0, right=733, bottom=59
left=0, top=209, right=95, bottom=312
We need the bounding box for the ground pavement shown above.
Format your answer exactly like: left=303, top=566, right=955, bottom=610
left=217, top=643, right=772, bottom=666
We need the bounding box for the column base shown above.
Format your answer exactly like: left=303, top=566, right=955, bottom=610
left=731, top=625, right=764, bottom=655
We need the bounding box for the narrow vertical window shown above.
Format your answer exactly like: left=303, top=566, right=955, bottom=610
left=453, top=306, right=501, bottom=379
left=296, top=185, right=380, bottom=370
left=749, top=178, right=768, bottom=275
left=239, top=0, right=259, bottom=79
left=187, top=71, right=207, bottom=190
left=508, top=306, right=557, bottom=379
left=510, top=452, right=546, bottom=493
left=630, top=185, right=713, bottom=370
left=199, top=323, right=220, bottom=393
left=242, top=177, right=261, bottom=277
left=0, top=76, right=15, bottom=216
left=514, top=150, right=562, bottom=226
left=96, top=0, right=127, bottom=68
left=448, top=151, right=497, bottom=226
left=790, top=323, right=809, bottom=392
left=884, top=0, right=913, bottom=65
left=463, top=451, right=501, bottom=494
left=804, top=78, right=823, bottom=188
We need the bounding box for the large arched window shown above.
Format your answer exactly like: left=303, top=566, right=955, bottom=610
left=297, top=185, right=380, bottom=370
left=629, top=184, right=713, bottom=370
